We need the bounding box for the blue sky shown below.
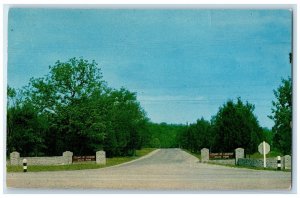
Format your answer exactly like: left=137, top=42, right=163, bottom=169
left=8, top=9, right=292, bottom=128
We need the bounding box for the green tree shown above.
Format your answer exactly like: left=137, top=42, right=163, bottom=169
left=212, top=98, right=263, bottom=154
left=269, top=77, right=292, bottom=154
left=25, top=57, right=104, bottom=113
left=7, top=101, right=48, bottom=156
left=262, top=127, right=273, bottom=147
left=194, top=118, right=213, bottom=151
left=7, top=86, right=16, bottom=107
left=7, top=86, right=16, bottom=154
left=7, top=86, right=48, bottom=156
left=23, top=58, right=106, bottom=155
left=177, top=118, right=212, bottom=152
left=18, top=57, right=149, bottom=157
left=147, top=122, right=185, bottom=148
left=105, top=88, right=149, bottom=156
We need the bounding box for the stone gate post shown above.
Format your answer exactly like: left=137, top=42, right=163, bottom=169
left=96, top=151, right=106, bottom=165
left=10, top=151, right=20, bottom=165
left=201, top=148, right=209, bottom=163
left=283, top=155, right=291, bottom=170
left=235, top=148, right=244, bottom=165
left=63, top=151, right=73, bottom=164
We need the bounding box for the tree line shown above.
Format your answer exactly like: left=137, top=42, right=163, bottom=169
left=7, top=58, right=150, bottom=157
left=146, top=122, right=186, bottom=148
left=177, top=77, right=292, bottom=155
left=144, top=77, right=291, bottom=156
left=177, top=99, right=264, bottom=154
left=7, top=58, right=292, bottom=157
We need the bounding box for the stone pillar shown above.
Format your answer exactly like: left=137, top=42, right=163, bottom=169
left=201, top=148, right=209, bottom=163
left=96, top=151, right=106, bottom=165
left=10, top=151, right=20, bottom=165
left=235, top=148, right=244, bottom=165
left=63, top=151, right=73, bottom=164
left=283, top=155, right=291, bottom=170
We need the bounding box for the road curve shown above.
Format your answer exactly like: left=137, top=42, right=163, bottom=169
left=6, top=148, right=291, bottom=191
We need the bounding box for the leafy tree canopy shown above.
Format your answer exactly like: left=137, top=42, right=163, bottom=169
left=269, top=77, right=292, bottom=154
left=7, top=58, right=149, bottom=157
left=211, top=98, right=263, bottom=154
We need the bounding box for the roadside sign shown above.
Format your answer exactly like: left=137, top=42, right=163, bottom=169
left=258, top=141, right=270, bottom=168
left=258, top=141, right=270, bottom=155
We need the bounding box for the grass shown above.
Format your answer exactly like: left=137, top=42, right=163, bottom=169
left=246, top=151, right=283, bottom=159
left=135, top=148, right=156, bottom=157
left=207, top=161, right=291, bottom=172
left=6, top=148, right=156, bottom=173
left=182, top=149, right=201, bottom=161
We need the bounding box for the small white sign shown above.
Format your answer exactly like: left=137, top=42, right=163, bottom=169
left=258, top=141, right=270, bottom=168
left=258, top=141, right=270, bottom=155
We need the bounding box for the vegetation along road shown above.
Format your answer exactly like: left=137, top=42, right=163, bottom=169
left=6, top=149, right=291, bottom=191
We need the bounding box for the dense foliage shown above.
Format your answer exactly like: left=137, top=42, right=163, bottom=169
left=269, top=77, right=292, bottom=155
left=178, top=99, right=264, bottom=154
left=211, top=98, right=264, bottom=154
left=7, top=58, right=149, bottom=157
left=147, top=122, right=186, bottom=148
left=177, top=118, right=212, bottom=152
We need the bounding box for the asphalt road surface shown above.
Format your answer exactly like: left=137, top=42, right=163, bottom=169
left=6, top=149, right=292, bottom=191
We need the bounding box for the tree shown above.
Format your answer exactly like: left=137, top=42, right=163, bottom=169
left=22, top=58, right=106, bottom=155
left=262, top=127, right=273, bottom=147
left=269, top=77, right=292, bottom=154
left=177, top=118, right=212, bottom=152
left=104, top=88, right=149, bottom=156
left=25, top=57, right=104, bottom=113
left=7, top=86, right=16, bottom=107
left=194, top=118, right=213, bottom=151
left=7, top=86, right=48, bottom=156
left=212, top=98, right=263, bottom=154
left=13, top=57, right=150, bottom=157
left=147, top=122, right=185, bottom=148
left=7, top=86, right=16, bottom=155
left=7, top=101, right=48, bottom=156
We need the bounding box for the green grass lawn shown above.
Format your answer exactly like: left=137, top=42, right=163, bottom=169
left=7, top=148, right=156, bottom=173
left=246, top=151, right=283, bottom=159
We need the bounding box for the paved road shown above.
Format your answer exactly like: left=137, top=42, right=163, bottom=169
left=6, top=149, right=291, bottom=191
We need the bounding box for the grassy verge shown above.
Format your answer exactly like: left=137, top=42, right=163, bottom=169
left=207, top=161, right=291, bottom=172
left=246, top=151, right=283, bottom=159
left=182, top=149, right=201, bottom=161
left=7, top=148, right=156, bottom=173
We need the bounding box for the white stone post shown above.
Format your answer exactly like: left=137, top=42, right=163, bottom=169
left=10, top=151, right=20, bottom=166
left=201, top=148, right=209, bottom=163
left=63, top=151, right=73, bottom=164
left=235, top=148, right=244, bottom=165
left=283, top=155, right=291, bottom=170
left=96, top=151, right=106, bottom=165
